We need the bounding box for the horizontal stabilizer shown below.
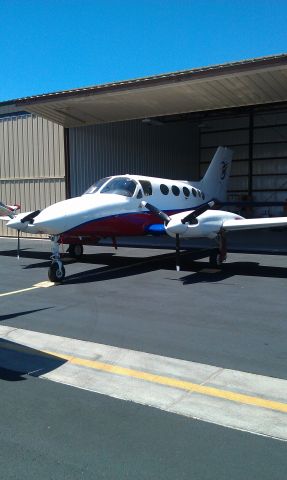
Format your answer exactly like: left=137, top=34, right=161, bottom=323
left=223, top=217, right=287, bottom=231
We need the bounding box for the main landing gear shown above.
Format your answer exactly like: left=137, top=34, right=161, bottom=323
left=48, top=235, right=65, bottom=282
left=67, top=243, right=84, bottom=259
left=209, top=230, right=227, bottom=268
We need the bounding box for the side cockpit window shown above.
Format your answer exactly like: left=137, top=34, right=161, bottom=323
left=139, top=180, right=152, bottom=196
left=84, top=177, right=111, bottom=194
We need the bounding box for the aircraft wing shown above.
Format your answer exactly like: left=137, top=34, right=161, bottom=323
left=223, top=217, right=287, bottom=231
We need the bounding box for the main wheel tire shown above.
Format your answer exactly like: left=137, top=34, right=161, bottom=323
left=68, top=244, right=83, bottom=259
left=209, top=249, right=223, bottom=268
left=48, top=263, right=65, bottom=282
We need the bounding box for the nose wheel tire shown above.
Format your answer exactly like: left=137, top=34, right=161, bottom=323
left=68, top=243, right=83, bottom=259
left=48, top=263, right=65, bottom=282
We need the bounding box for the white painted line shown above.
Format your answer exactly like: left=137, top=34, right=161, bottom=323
left=1, top=325, right=287, bottom=441
left=0, top=281, right=54, bottom=297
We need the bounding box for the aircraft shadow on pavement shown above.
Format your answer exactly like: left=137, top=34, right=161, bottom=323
left=0, top=248, right=52, bottom=269
left=180, top=261, right=287, bottom=285
left=62, top=251, right=287, bottom=285
left=0, top=338, right=66, bottom=382
left=0, top=248, right=116, bottom=269
left=0, top=307, right=53, bottom=322
left=0, top=247, right=48, bottom=260
left=62, top=250, right=208, bottom=285
left=1, top=247, right=286, bottom=284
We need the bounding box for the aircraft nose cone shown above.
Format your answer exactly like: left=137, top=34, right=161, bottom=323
left=6, top=217, right=21, bottom=229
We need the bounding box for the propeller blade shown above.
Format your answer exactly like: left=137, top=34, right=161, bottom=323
left=21, top=209, right=41, bottom=224
left=141, top=201, right=183, bottom=271
left=181, top=201, right=215, bottom=224
left=141, top=201, right=171, bottom=223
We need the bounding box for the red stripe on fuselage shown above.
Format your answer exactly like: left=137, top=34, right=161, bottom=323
left=60, top=211, right=163, bottom=243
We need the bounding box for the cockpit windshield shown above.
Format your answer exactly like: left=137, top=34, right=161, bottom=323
left=84, top=176, right=137, bottom=197
left=84, top=177, right=111, bottom=194
left=100, top=177, right=137, bottom=197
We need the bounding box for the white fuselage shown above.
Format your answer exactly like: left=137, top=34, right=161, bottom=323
left=7, top=174, right=208, bottom=238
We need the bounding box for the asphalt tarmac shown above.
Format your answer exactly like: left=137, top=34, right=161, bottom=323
left=0, top=236, right=287, bottom=479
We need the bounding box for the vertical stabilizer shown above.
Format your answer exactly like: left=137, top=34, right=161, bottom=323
left=200, top=147, right=233, bottom=202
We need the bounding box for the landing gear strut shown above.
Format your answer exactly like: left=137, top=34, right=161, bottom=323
left=209, top=230, right=227, bottom=268
left=48, top=235, right=65, bottom=282
left=68, top=243, right=83, bottom=259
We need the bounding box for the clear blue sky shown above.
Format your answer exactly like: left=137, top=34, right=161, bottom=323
left=1, top=0, right=287, bottom=102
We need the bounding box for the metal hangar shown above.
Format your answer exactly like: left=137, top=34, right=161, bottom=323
left=1, top=53, right=287, bottom=237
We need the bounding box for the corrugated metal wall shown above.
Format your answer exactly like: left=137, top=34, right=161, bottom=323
left=69, top=120, right=200, bottom=196
left=199, top=107, right=287, bottom=216
left=0, top=114, right=65, bottom=236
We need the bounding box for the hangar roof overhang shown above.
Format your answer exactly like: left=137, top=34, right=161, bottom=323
left=11, top=54, right=287, bottom=127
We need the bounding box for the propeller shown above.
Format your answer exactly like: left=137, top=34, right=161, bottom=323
left=180, top=201, right=215, bottom=224
left=21, top=209, right=41, bottom=224
left=140, top=201, right=170, bottom=223
left=142, top=200, right=215, bottom=271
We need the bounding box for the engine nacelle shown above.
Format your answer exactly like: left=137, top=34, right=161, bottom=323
left=165, top=210, right=241, bottom=239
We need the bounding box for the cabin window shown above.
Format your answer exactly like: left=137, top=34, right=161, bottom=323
left=100, top=177, right=137, bottom=197
left=172, top=185, right=180, bottom=196
left=160, top=184, right=169, bottom=195
left=183, top=187, right=190, bottom=197
left=192, top=188, right=197, bottom=197
left=139, top=180, right=152, bottom=196
left=84, top=177, right=111, bottom=194
left=137, top=189, right=143, bottom=199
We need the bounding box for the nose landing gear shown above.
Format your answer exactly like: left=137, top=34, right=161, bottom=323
left=48, top=261, right=65, bottom=282
left=48, top=235, right=65, bottom=282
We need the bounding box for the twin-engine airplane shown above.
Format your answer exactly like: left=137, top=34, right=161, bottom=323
left=1, top=146, right=287, bottom=282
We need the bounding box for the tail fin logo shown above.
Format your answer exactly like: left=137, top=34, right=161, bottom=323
left=220, top=160, right=228, bottom=180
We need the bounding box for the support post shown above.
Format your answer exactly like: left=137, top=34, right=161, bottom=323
left=64, top=128, right=71, bottom=199
left=248, top=109, right=254, bottom=197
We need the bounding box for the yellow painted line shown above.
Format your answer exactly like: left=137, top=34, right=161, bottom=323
left=0, top=281, right=53, bottom=297
left=44, top=350, right=287, bottom=414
